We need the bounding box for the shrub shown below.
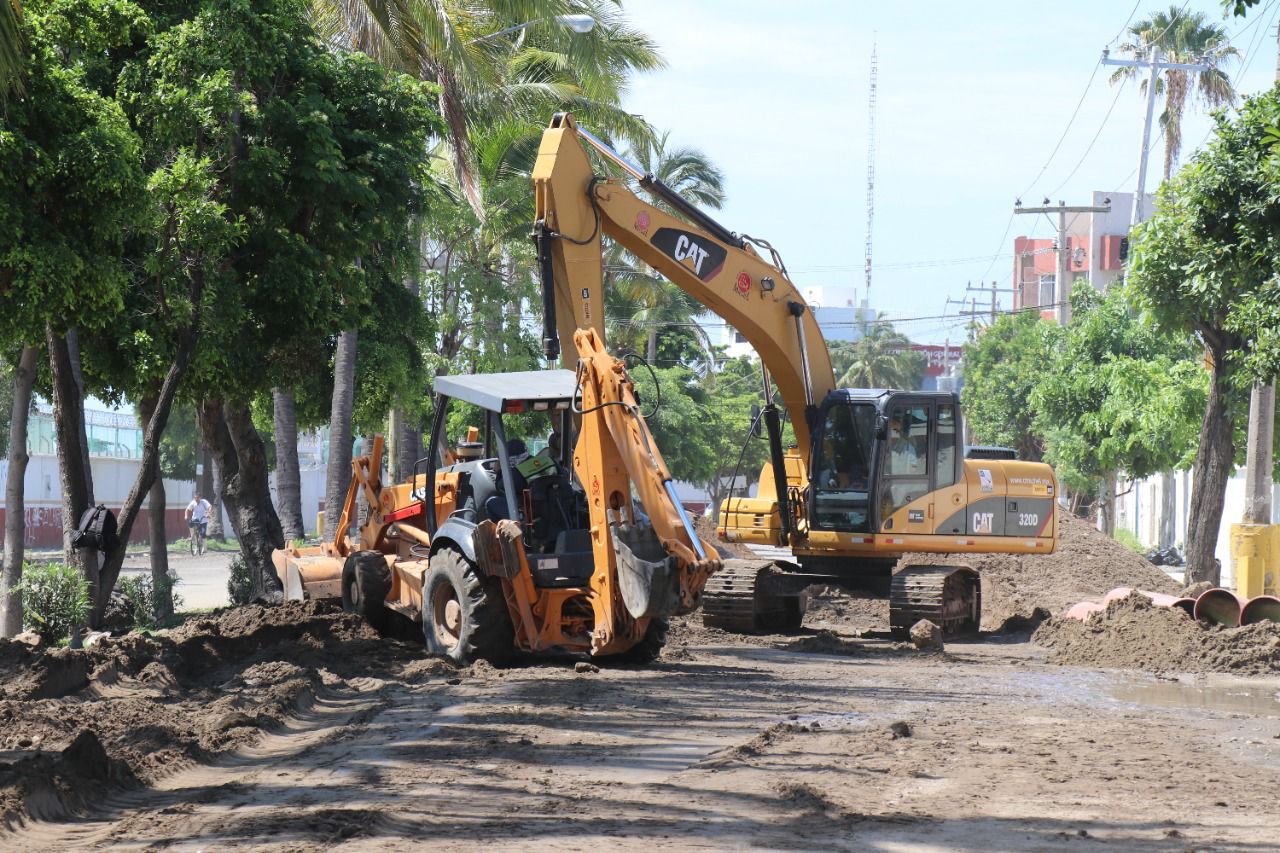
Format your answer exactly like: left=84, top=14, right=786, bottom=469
left=227, top=555, right=254, bottom=605
left=17, top=562, right=90, bottom=643
left=118, top=572, right=184, bottom=630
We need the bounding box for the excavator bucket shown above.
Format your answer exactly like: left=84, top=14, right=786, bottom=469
left=611, top=522, right=681, bottom=620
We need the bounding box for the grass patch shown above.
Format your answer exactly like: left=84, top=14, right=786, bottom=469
left=1113, top=527, right=1147, bottom=554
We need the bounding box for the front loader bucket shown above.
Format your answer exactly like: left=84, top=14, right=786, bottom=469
left=611, top=523, right=680, bottom=620
left=271, top=547, right=344, bottom=602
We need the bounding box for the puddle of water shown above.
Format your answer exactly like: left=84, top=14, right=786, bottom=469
left=1110, top=682, right=1280, bottom=717
left=788, top=712, right=870, bottom=732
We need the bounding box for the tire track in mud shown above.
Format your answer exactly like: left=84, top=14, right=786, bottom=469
left=14, top=679, right=396, bottom=850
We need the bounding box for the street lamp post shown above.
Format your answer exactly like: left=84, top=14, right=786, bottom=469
left=472, top=14, right=595, bottom=43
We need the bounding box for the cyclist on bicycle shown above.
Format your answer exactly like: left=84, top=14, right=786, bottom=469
left=185, top=491, right=212, bottom=555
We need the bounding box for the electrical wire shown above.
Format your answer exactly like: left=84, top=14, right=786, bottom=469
left=1045, top=77, right=1129, bottom=197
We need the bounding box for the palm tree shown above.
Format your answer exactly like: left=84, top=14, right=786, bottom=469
left=309, top=0, right=662, bottom=214
left=1, top=0, right=21, bottom=101
left=1111, top=7, right=1239, bottom=180
left=830, top=325, right=922, bottom=390
left=604, top=130, right=726, bottom=366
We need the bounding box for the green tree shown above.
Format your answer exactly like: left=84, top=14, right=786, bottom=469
left=830, top=324, right=925, bottom=390
left=99, top=0, right=437, bottom=594
left=1111, top=7, right=1238, bottom=180
left=0, top=0, right=148, bottom=631
left=961, top=310, right=1057, bottom=463
left=1128, top=89, right=1280, bottom=584
left=1031, top=284, right=1206, bottom=532
left=312, top=0, right=661, bottom=213
left=1, top=0, right=20, bottom=98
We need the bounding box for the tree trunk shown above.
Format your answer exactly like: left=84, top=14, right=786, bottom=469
left=200, top=400, right=284, bottom=595
left=66, top=328, right=94, bottom=501
left=148, top=474, right=173, bottom=622
left=647, top=328, right=658, bottom=365
left=401, top=416, right=423, bottom=480
left=94, top=321, right=199, bottom=624
left=47, top=328, right=97, bottom=619
left=1, top=345, right=38, bottom=637
left=1185, top=355, right=1236, bottom=586
left=1097, top=471, right=1117, bottom=537
left=324, top=329, right=357, bottom=540
left=208, top=451, right=225, bottom=540
left=273, top=388, right=305, bottom=540
left=1159, top=470, right=1177, bottom=549
left=387, top=408, right=401, bottom=483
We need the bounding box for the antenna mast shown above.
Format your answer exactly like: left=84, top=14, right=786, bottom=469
left=864, top=42, right=877, bottom=302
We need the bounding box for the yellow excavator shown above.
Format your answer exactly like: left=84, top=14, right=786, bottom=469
left=530, top=112, right=1059, bottom=635
left=271, top=325, right=721, bottom=663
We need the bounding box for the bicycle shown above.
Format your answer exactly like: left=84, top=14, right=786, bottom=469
left=188, top=519, right=207, bottom=556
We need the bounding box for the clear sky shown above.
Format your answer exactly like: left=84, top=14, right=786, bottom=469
left=615, top=0, right=1280, bottom=344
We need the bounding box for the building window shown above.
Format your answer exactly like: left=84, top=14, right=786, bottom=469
left=1039, top=274, right=1056, bottom=306
left=734, top=331, right=747, bottom=343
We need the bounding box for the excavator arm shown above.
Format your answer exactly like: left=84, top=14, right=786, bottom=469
left=531, top=113, right=835, bottom=465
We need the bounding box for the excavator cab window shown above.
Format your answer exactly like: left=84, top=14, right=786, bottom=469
left=810, top=402, right=876, bottom=532
left=880, top=403, right=931, bottom=521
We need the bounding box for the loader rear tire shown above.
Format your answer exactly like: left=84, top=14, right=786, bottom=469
left=342, top=550, right=391, bottom=631
left=423, top=548, right=513, bottom=665
left=602, top=618, right=668, bottom=665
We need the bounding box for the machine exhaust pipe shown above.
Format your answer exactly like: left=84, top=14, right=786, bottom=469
left=1193, top=588, right=1245, bottom=627
left=1240, top=595, right=1280, bottom=625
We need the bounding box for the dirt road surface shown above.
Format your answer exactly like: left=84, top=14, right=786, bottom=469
left=7, top=614, right=1279, bottom=851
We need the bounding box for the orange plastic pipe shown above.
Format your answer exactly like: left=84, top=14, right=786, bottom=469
left=1240, top=595, right=1280, bottom=626
left=1193, top=588, right=1246, bottom=627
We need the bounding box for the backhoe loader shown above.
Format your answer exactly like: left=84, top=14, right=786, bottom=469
left=530, top=112, right=1059, bottom=635
left=271, top=328, right=721, bottom=663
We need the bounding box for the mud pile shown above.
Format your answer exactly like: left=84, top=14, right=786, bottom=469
left=902, top=513, right=1180, bottom=630
left=0, top=601, right=430, bottom=828
left=1033, top=593, right=1280, bottom=675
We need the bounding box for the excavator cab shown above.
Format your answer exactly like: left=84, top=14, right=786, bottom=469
left=808, top=390, right=963, bottom=537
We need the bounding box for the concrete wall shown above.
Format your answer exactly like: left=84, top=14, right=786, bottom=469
left=0, top=453, right=327, bottom=548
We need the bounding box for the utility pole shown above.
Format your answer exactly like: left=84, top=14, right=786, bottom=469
left=947, top=296, right=985, bottom=342
left=1014, top=200, right=1111, bottom=325
left=966, top=280, right=1018, bottom=325
left=1102, top=48, right=1208, bottom=223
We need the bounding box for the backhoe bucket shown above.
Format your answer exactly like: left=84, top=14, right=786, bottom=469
left=611, top=523, right=681, bottom=620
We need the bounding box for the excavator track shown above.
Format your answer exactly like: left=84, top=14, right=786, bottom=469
left=701, top=559, right=805, bottom=634
left=889, top=564, right=981, bottom=637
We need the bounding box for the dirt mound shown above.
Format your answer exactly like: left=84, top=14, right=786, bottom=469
left=0, top=600, right=429, bottom=829
left=1033, top=592, right=1280, bottom=675
left=901, top=513, right=1179, bottom=630
left=692, top=514, right=754, bottom=559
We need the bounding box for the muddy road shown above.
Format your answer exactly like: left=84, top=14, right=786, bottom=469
left=8, top=615, right=1280, bottom=852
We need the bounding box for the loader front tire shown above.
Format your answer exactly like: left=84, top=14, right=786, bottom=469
left=342, top=550, right=391, bottom=630
left=423, top=548, right=513, bottom=665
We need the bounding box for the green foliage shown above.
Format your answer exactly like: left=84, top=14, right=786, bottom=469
left=117, top=571, right=183, bottom=629
left=1031, top=284, right=1206, bottom=494
left=830, top=325, right=925, bottom=391
left=1129, top=88, right=1280, bottom=385
left=0, top=0, right=149, bottom=348
left=961, top=309, right=1058, bottom=461
left=1113, top=527, right=1147, bottom=554
left=17, top=561, right=89, bottom=642
left=226, top=554, right=253, bottom=605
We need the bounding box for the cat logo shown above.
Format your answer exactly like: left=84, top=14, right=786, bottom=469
left=650, top=227, right=727, bottom=282
left=972, top=512, right=994, bottom=534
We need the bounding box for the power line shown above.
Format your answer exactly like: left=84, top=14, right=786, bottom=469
left=1045, top=77, right=1129, bottom=197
